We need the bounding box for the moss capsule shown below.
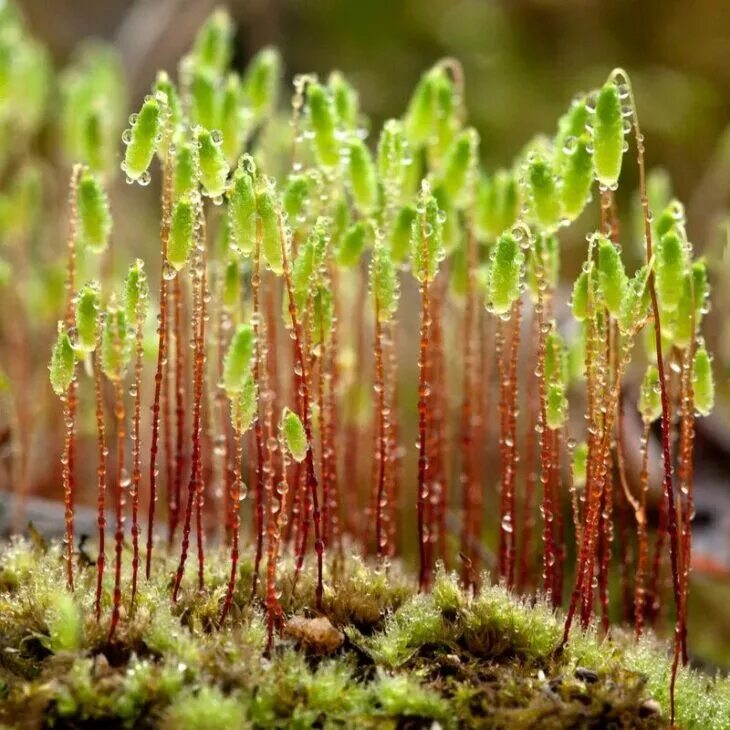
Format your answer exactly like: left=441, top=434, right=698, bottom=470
left=220, top=73, right=244, bottom=163
left=592, top=81, right=624, bottom=188
left=168, top=197, right=195, bottom=271
left=656, top=231, right=686, bottom=313
left=223, top=259, right=241, bottom=310
left=124, top=259, right=149, bottom=325
left=174, top=141, right=197, bottom=199
left=242, top=47, right=281, bottom=122
left=439, top=128, right=478, bottom=207
left=49, top=326, right=76, bottom=396
left=283, top=174, right=313, bottom=225
left=307, top=82, right=339, bottom=169
left=597, top=236, right=627, bottom=317
left=560, top=136, right=594, bottom=221
left=347, top=137, right=377, bottom=215
left=337, top=220, right=369, bottom=268
left=572, top=441, right=588, bottom=487
left=329, top=70, right=359, bottom=129
left=74, top=283, right=99, bottom=354
left=404, top=68, right=438, bottom=147
left=123, top=97, right=161, bottom=181
left=486, top=232, right=524, bottom=315
left=101, top=302, right=130, bottom=381
left=527, top=155, right=561, bottom=232
left=223, top=324, right=255, bottom=397
left=196, top=127, right=229, bottom=199
left=546, top=382, right=568, bottom=429
left=390, top=204, right=417, bottom=264
left=371, top=241, right=399, bottom=321
left=618, top=265, right=649, bottom=334
left=231, top=376, right=257, bottom=432
left=228, top=166, right=256, bottom=256
left=76, top=171, right=111, bottom=254
left=281, top=407, right=307, bottom=463
left=192, top=8, right=233, bottom=73
left=639, top=365, right=662, bottom=423
left=256, top=184, right=284, bottom=275
left=190, top=68, right=220, bottom=132
left=571, top=268, right=591, bottom=321
left=410, top=185, right=445, bottom=283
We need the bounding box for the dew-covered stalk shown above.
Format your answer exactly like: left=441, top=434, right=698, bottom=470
left=92, top=343, right=107, bottom=621
left=169, top=274, right=186, bottom=544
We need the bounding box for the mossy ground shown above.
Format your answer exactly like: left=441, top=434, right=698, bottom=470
left=0, top=537, right=728, bottom=729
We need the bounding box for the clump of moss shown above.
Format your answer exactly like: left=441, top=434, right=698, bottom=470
left=1, top=540, right=728, bottom=728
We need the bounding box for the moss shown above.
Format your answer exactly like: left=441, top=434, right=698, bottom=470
left=0, top=539, right=728, bottom=729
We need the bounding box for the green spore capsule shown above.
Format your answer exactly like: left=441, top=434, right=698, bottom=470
left=618, top=265, right=650, bottom=334
left=592, top=81, right=624, bottom=189
left=655, top=200, right=685, bottom=240
left=223, top=259, right=241, bottom=310
left=190, top=68, right=220, bottom=132
left=597, top=236, right=627, bottom=317
left=220, top=73, right=244, bottom=163
left=307, top=82, right=339, bottom=169
left=432, top=184, right=458, bottom=255
left=560, top=135, right=594, bottom=221
left=555, top=98, right=589, bottom=171
left=101, top=302, right=130, bottom=381
left=231, top=375, right=257, bottom=431
left=410, top=185, right=445, bottom=283
left=283, top=174, right=313, bottom=225
left=546, top=382, right=568, bottom=429
left=123, top=96, right=161, bottom=182
left=174, top=141, right=197, bottom=199
left=377, top=119, right=408, bottom=198
left=371, top=241, right=399, bottom=322
left=526, top=155, right=561, bottom=232
left=292, top=236, right=317, bottom=307
left=242, top=47, right=281, bottom=122
left=312, top=285, right=334, bottom=344
left=475, top=170, right=519, bottom=241
left=486, top=232, right=524, bottom=315
left=76, top=171, right=111, bottom=254
left=691, top=259, right=709, bottom=319
left=192, top=8, right=233, bottom=73
left=82, top=109, right=105, bottom=174
left=527, top=233, right=559, bottom=301
left=544, top=327, right=567, bottom=385
left=329, top=70, right=359, bottom=129
left=256, top=184, right=284, bottom=275
left=390, top=204, right=417, bottom=263
left=439, top=128, right=478, bottom=206
left=74, top=282, right=100, bottom=354
left=430, top=68, right=458, bottom=162
left=656, top=231, right=686, bottom=313
left=404, top=68, right=438, bottom=147
left=639, top=365, right=662, bottom=423
left=49, top=326, right=76, bottom=396
left=168, top=197, right=195, bottom=271
left=223, top=324, right=255, bottom=397
left=572, top=442, right=588, bottom=487
left=693, top=347, right=714, bottom=416
left=450, top=245, right=467, bottom=298
left=196, top=127, right=229, bottom=199
left=337, top=220, right=370, bottom=268
left=570, top=268, right=592, bottom=321
left=347, top=137, right=377, bottom=215
left=281, top=407, right=307, bottom=463
left=124, top=259, right=149, bottom=325
left=228, top=165, right=256, bottom=256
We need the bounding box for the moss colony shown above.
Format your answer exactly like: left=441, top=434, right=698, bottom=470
left=1, top=541, right=728, bottom=729
left=0, top=3, right=726, bottom=728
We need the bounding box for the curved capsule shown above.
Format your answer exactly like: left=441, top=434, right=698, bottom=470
left=560, top=135, right=594, bottom=221
left=592, top=81, right=624, bottom=188
left=404, top=68, right=438, bottom=147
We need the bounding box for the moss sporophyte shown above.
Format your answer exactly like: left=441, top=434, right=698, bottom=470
left=0, top=4, right=723, bottom=728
